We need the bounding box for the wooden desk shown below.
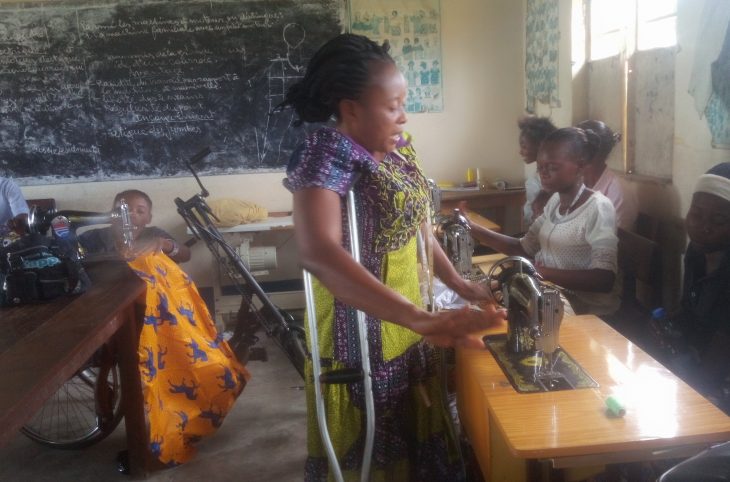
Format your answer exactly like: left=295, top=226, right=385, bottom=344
left=0, top=262, right=149, bottom=475
left=440, top=208, right=501, bottom=233
left=456, top=315, right=730, bottom=481
left=441, top=188, right=525, bottom=232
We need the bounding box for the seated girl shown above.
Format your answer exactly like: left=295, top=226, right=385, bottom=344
left=79, top=189, right=248, bottom=466
left=466, top=127, right=620, bottom=316
left=518, top=115, right=557, bottom=227
left=576, top=120, right=638, bottom=231
left=651, top=162, right=730, bottom=413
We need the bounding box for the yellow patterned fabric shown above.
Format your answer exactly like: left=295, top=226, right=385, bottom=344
left=380, top=236, right=423, bottom=361
left=128, top=252, right=249, bottom=466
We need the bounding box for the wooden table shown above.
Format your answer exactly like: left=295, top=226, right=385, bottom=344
left=456, top=315, right=730, bottom=481
left=441, top=188, right=525, bottom=232
left=440, top=208, right=501, bottom=233
left=0, top=262, right=150, bottom=475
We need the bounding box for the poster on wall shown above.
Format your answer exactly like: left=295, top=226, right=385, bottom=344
left=706, top=23, right=730, bottom=149
left=525, top=0, right=560, bottom=112
left=349, top=0, right=443, bottom=113
left=706, top=95, right=730, bottom=149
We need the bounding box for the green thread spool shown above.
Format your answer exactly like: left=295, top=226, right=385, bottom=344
left=605, top=395, right=626, bottom=417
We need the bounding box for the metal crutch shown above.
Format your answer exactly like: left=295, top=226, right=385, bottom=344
left=303, top=189, right=376, bottom=482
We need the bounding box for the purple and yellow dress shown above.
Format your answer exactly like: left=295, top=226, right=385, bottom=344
left=285, top=128, right=462, bottom=481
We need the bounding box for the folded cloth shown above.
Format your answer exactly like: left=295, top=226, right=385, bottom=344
left=207, top=198, right=268, bottom=227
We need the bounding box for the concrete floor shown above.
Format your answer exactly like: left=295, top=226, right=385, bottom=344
left=0, top=335, right=307, bottom=482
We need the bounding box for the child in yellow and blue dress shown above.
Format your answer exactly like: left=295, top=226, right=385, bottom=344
left=79, top=189, right=249, bottom=466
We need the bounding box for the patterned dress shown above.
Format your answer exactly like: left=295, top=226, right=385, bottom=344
left=128, top=252, right=249, bottom=465
left=285, top=128, right=463, bottom=481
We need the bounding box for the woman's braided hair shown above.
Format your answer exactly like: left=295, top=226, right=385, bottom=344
left=278, top=33, right=394, bottom=126
left=576, top=120, right=621, bottom=164
left=543, top=127, right=602, bottom=166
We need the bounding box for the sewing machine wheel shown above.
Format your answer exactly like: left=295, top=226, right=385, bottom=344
left=484, top=256, right=539, bottom=307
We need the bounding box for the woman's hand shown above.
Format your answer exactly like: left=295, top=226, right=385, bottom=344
left=408, top=303, right=506, bottom=349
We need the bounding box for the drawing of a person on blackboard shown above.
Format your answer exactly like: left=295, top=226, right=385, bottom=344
left=249, top=23, right=309, bottom=167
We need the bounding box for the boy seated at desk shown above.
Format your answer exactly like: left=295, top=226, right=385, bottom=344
left=79, top=189, right=249, bottom=467
left=79, top=189, right=190, bottom=263
left=651, top=163, right=730, bottom=414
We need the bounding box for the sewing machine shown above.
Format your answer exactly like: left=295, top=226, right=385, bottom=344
left=27, top=200, right=134, bottom=258
left=482, top=256, right=578, bottom=391
left=428, top=179, right=475, bottom=278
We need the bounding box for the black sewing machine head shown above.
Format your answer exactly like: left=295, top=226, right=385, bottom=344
left=434, top=208, right=474, bottom=278
left=483, top=256, right=563, bottom=355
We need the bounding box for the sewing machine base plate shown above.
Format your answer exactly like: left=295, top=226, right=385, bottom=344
left=483, top=334, right=599, bottom=393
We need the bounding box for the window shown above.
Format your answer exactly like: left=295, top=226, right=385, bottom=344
left=590, top=0, right=632, bottom=60
left=582, top=0, right=677, bottom=178
left=637, top=1, right=677, bottom=51
left=590, top=0, right=677, bottom=60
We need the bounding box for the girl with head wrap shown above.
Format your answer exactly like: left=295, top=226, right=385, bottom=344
left=652, top=162, right=730, bottom=413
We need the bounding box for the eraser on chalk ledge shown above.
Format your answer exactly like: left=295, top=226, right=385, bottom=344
left=605, top=395, right=626, bottom=417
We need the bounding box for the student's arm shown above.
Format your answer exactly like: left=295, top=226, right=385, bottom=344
left=458, top=201, right=530, bottom=257
left=468, top=222, right=529, bottom=257
left=293, top=187, right=504, bottom=348
left=160, top=236, right=191, bottom=263
left=123, top=227, right=191, bottom=263
left=149, top=227, right=191, bottom=263
left=4, top=180, right=29, bottom=234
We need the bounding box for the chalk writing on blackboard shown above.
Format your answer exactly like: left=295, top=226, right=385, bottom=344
left=0, top=1, right=342, bottom=184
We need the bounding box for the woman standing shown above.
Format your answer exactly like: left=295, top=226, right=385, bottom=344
left=279, top=34, right=504, bottom=481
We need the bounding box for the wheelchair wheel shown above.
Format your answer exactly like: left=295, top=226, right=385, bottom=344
left=20, top=343, right=123, bottom=449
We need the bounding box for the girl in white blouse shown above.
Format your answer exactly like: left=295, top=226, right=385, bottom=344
left=466, top=127, right=620, bottom=316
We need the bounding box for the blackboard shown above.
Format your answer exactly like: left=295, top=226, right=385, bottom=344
left=0, top=0, right=343, bottom=184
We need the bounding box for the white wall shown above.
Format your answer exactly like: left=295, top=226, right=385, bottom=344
left=409, top=0, right=525, bottom=188
left=17, top=0, right=526, bottom=296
